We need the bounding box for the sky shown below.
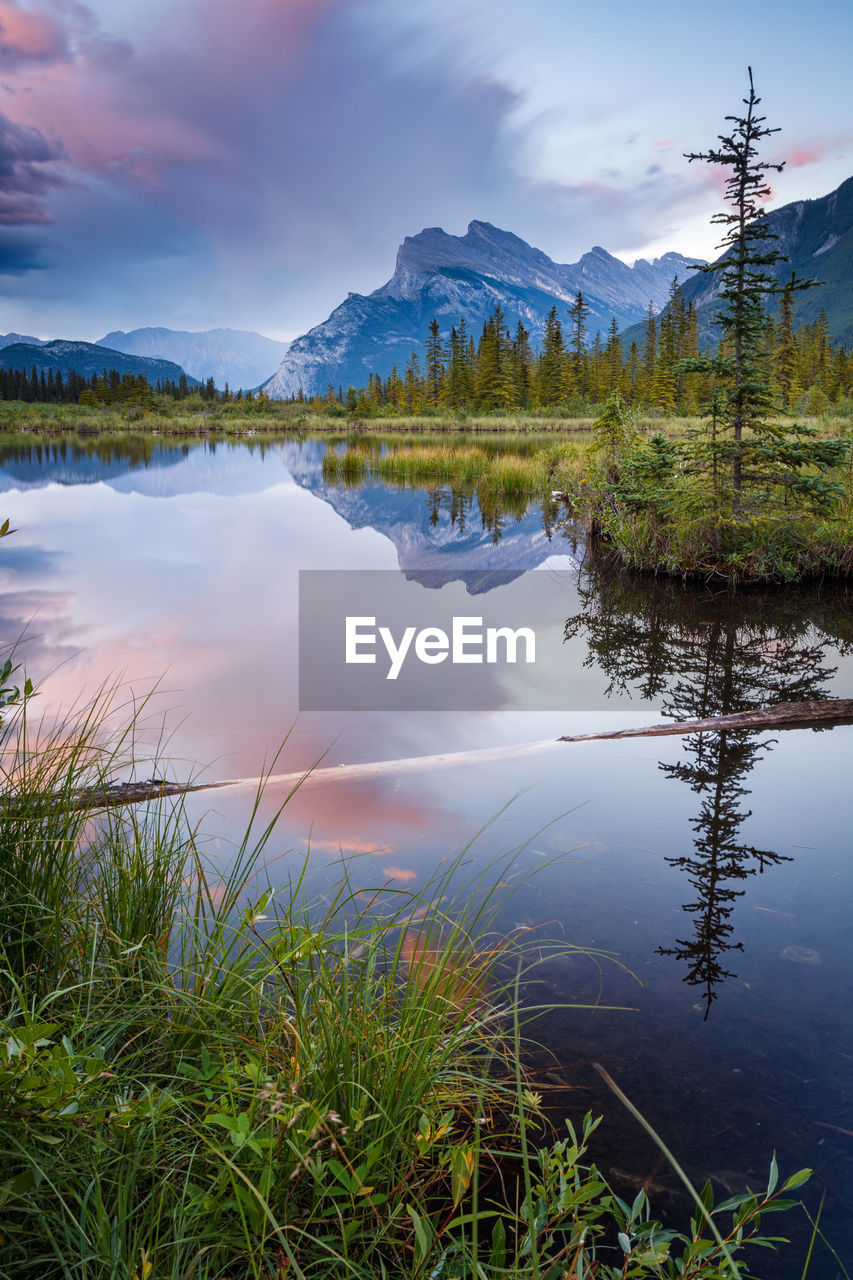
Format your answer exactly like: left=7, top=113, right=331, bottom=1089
left=0, top=0, right=851, bottom=343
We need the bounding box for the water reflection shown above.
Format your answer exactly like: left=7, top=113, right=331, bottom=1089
left=3, top=433, right=852, bottom=1271
left=320, top=435, right=567, bottom=544
left=565, top=562, right=853, bottom=1015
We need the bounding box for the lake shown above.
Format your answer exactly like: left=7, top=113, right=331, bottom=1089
left=1, top=433, right=851, bottom=1277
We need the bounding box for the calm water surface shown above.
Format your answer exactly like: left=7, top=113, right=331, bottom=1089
left=1, top=435, right=851, bottom=1277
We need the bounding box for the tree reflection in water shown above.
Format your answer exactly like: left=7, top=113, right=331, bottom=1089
left=565, top=561, right=853, bottom=1016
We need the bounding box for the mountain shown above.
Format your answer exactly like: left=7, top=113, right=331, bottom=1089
left=0, top=333, right=46, bottom=349
left=0, top=442, right=190, bottom=490
left=0, top=440, right=294, bottom=499
left=282, top=440, right=574, bottom=591
left=97, top=327, right=289, bottom=390
left=262, top=222, right=703, bottom=399
left=624, top=175, right=853, bottom=349
left=0, top=339, right=197, bottom=385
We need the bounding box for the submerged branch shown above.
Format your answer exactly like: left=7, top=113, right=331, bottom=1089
left=17, top=699, right=852, bottom=812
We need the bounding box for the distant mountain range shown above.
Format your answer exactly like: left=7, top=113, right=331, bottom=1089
left=5, top=175, right=847, bottom=399
left=97, top=327, right=289, bottom=390
left=0, top=339, right=196, bottom=386
left=262, top=222, right=703, bottom=399
left=624, top=174, right=853, bottom=349
left=0, top=333, right=46, bottom=349
left=0, top=328, right=287, bottom=390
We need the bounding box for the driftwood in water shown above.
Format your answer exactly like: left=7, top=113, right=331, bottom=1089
left=557, top=699, right=853, bottom=743
left=22, top=698, right=853, bottom=812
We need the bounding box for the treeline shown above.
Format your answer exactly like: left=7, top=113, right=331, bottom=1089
left=330, top=283, right=852, bottom=417
left=0, top=365, right=223, bottom=406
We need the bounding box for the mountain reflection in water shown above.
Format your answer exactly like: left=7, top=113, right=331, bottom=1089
left=2, top=434, right=852, bottom=1275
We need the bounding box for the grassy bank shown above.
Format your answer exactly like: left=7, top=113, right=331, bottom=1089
left=3, top=397, right=851, bottom=580
left=2, top=398, right=849, bottom=441
left=321, top=437, right=586, bottom=531
left=0, top=673, right=813, bottom=1279
left=562, top=398, right=853, bottom=583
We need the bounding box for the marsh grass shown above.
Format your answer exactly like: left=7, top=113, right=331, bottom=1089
left=0, top=675, right=816, bottom=1279
left=0, top=399, right=849, bottom=444
left=321, top=439, right=587, bottom=514
left=562, top=402, right=853, bottom=583
left=569, top=465, right=853, bottom=583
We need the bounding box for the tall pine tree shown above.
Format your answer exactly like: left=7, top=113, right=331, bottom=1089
left=684, top=68, right=848, bottom=515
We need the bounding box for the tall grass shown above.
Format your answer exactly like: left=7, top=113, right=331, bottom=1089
left=0, top=674, right=812, bottom=1278
left=1, top=400, right=850, bottom=443
left=322, top=440, right=587, bottom=507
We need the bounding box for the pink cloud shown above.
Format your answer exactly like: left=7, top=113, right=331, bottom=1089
left=691, top=160, right=729, bottom=200
left=380, top=864, right=419, bottom=883
left=787, top=146, right=824, bottom=169
left=0, top=0, right=69, bottom=67
left=204, top=0, right=341, bottom=63
left=769, top=136, right=853, bottom=170
left=0, top=0, right=346, bottom=190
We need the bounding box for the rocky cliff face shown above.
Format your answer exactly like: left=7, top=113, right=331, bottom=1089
left=263, top=222, right=702, bottom=399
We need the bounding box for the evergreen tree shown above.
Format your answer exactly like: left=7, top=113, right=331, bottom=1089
left=604, top=317, right=622, bottom=394
left=425, top=318, right=446, bottom=406
left=537, top=306, right=565, bottom=405
left=386, top=363, right=403, bottom=409
left=626, top=340, right=642, bottom=402
left=476, top=307, right=512, bottom=407
left=510, top=321, right=534, bottom=408
left=403, top=352, right=423, bottom=412
left=773, top=276, right=800, bottom=408
left=683, top=68, right=848, bottom=513
left=567, top=291, right=590, bottom=395
left=642, top=301, right=657, bottom=401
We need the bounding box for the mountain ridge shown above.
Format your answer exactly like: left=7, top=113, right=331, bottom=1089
left=622, top=175, right=853, bottom=349
left=97, top=327, right=289, bottom=390
left=262, top=223, right=703, bottom=399
left=0, top=339, right=198, bottom=386
left=0, top=333, right=46, bottom=349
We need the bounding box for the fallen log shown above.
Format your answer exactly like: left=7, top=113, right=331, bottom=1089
left=12, top=699, right=853, bottom=812
left=556, top=698, right=853, bottom=743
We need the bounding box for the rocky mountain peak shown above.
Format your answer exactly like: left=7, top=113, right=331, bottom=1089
left=262, top=219, right=704, bottom=400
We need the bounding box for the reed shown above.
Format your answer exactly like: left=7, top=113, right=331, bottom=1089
left=321, top=439, right=587, bottom=506
left=0, top=670, right=812, bottom=1278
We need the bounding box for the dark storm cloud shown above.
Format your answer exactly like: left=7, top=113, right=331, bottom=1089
left=0, top=0, right=851, bottom=337
left=0, top=111, right=65, bottom=229
left=111, top=1, right=521, bottom=270
left=0, top=230, right=47, bottom=271
left=0, top=0, right=524, bottom=332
